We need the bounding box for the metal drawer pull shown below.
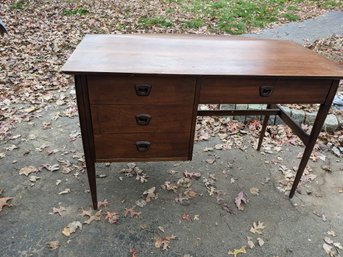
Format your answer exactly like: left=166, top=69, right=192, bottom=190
left=135, top=114, right=152, bottom=125
left=260, top=85, right=273, bottom=97
left=135, top=84, right=152, bottom=96
left=135, top=141, right=151, bottom=152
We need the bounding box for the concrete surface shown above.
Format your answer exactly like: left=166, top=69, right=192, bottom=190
left=245, top=11, right=343, bottom=44
left=0, top=103, right=343, bottom=257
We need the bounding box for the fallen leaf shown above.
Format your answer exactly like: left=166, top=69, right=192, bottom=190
left=143, top=187, right=156, bottom=203
left=228, top=246, right=246, bottom=257
left=183, top=171, right=201, bottom=179
left=184, top=189, right=198, bottom=198
left=130, top=248, right=138, bottom=257
left=161, top=181, right=178, bottom=192
left=124, top=206, right=141, bottom=218
left=234, top=191, right=248, bottom=210
left=51, top=206, right=67, bottom=216
left=58, top=188, right=71, bottom=195
left=135, top=199, right=147, bottom=208
left=29, top=175, right=40, bottom=182
left=257, top=237, right=265, bottom=246
left=62, top=221, right=82, bottom=236
left=158, top=226, right=165, bottom=232
left=40, top=164, right=60, bottom=172
left=247, top=237, right=255, bottom=249
left=206, top=158, right=216, bottom=164
left=47, top=240, right=60, bottom=250
left=0, top=197, right=13, bottom=211
left=154, top=235, right=176, bottom=251
left=324, top=237, right=334, bottom=245
left=327, top=230, right=336, bottom=237
left=249, top=187, right=260, bottom=196
left=97, top=199, right=109, bottom=209
left=19, top=166, right=38, bottom=176
left=105, top=211, right=119, bottom=224
left=323, top=243, right=337, bottom=257
left=334, top=242, right=343, bottom=249
left=321, top=165, right=332, bottom=173
left=175, top=194, right=190, bottom=206
left=250, top=221, right=266, bottom=235
left=84, top=211, right=102, bottom=224
left=181, top=213, right=192, bottom=222
left=80, top=208, right=93, bottom=217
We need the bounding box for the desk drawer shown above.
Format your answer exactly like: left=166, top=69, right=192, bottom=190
left=91, top=104, right=193, bottom=134
left=199, top=78, right=332, bottom=104
left=88, top=76, right=196, bottom=104
left=94, top=133, right=191, bottom=161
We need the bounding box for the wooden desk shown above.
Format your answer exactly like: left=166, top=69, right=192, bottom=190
left=62, top=34, right=343, bottom=209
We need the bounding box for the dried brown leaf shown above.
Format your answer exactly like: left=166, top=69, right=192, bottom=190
left=143, top=187, right=156, bottom=203
left=234, top=191, right=248, bottom=210
left=154, top=235, right=176, bottom=251
left=124, top=206, right=141, bottom=218
left=62, top=221, right=82, bottom=237
left=105, top=211, right=119, bottom=224
left=19, top=166, right=38, bottom=176
left=47, top=240, right=60, bottom=250
left=228, top=246, right=246, bottom=257
left=250, top=221, right=266, bottom=235
left=0, top=197, right=13, bottom=211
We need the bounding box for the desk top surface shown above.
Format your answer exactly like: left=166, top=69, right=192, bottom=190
left=62, top=34, right=343, bottom=78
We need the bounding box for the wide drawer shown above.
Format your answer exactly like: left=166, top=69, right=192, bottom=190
left=88, top=75, right=196, bottom=104
left=199, top=78, right=332, bottom=104
left=94, top=133, right=191, bottom=161
left=91, top=104, right=193, bottom=134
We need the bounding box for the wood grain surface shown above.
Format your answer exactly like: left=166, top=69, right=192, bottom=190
left=62, top=34, right=343, bottom=78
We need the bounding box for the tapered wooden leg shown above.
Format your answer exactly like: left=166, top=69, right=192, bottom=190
left=289, top=80, right=339, bottom=198
left=257, top=104, right=271, bottom=151
left=85, top=158, right=97, bottom=210
left=75, top=75, right=98, bottom=209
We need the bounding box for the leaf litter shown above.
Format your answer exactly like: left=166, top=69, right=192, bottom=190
left=0, top=0, right=342, bottom=254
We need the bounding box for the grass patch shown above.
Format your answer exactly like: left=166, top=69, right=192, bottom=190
left=139, top=16, right=173, bottom=28
left=183, top=18, right=203, bottom=29
left=10, top=0, right=26, bottom=10
left=134, top=0, right=343, bottom=34
left=283, top=13, right=300, bottom=21
left=312, top=0, right=343, bottom=8
left=63, top=7, right=89, bottom=16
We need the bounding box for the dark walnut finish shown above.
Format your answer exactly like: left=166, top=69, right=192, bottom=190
left=62, top=34, right=343, bottom=209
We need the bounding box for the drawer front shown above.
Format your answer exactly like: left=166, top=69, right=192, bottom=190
left=94, top=133, right=191, bottom=161
left=199, top=78, right=332, bottom=104
left=88, top=76, right=196, bottom=104
left=91, top=104, right=193, bottom=134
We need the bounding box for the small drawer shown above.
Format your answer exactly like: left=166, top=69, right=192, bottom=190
left=88, top=75, right=196, bottom=104
left=94, top=133, right=191, bottom=161
left=199, top=78, right=332, bottom=104
left=91, top=104, right=194, bottom=134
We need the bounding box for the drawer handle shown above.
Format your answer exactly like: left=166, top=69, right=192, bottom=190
left=136, top=141, right=151, bottom=152
left=135, top=114, right=152, bottom=125
left=260, top=86, right=273, bottom=97
left=135, top=84, right=152, bottom=96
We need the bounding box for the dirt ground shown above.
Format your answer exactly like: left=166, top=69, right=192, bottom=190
left=1, top=98, right=343, bottom=257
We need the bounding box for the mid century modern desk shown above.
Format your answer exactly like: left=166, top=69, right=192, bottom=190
left=62, top=34, right=343, bottom=209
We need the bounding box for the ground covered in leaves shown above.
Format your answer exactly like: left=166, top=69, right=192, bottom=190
left=1, top=0, right=343, bottom=256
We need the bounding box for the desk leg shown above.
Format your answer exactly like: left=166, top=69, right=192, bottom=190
left=289, top=80, right=339, bottom=198
left=257, top=104, right=271, bottom=151
left=75, top=75, right=98, bottom=210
